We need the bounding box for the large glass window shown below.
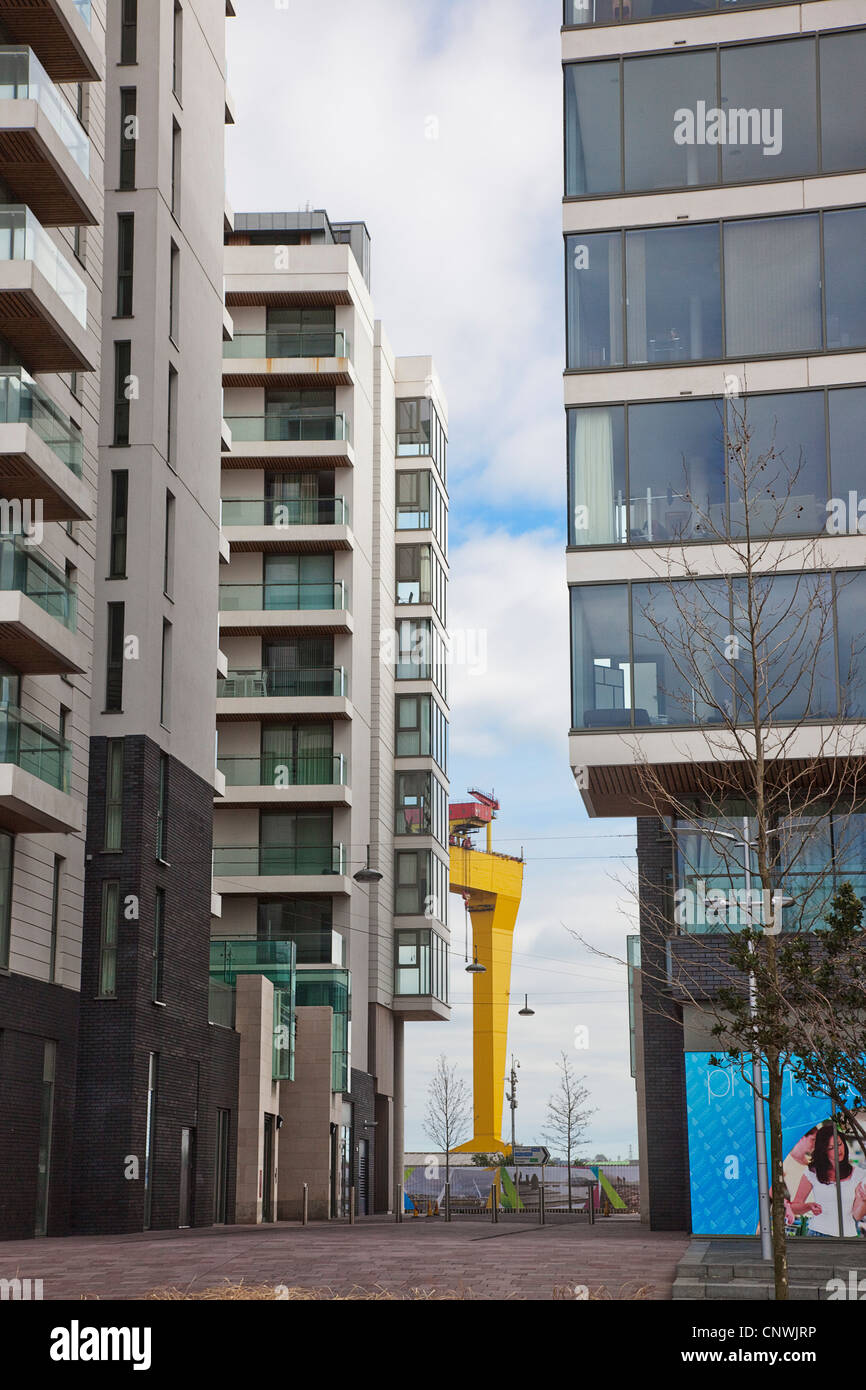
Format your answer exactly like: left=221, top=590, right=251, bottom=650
left=566, top=232, right=623, bottom=369
left=631, top=578, right=732, bottom=727
left=626, top=223, right=721, bottom=365
left=723, top=214, right=821, bottom=358
left=727, top=391, right=827, bottom=538
left=565, top=1, right=817, bottom=34
left=565, top=60, right=620, bottom=196
left=719, top=39, right=816, bottom=183
left=628, top=398, right=725, bottom=544
left=395, top=770, right=448, bottom=845
left=104, top=739, right=123, bottom=850
left=731, top=572, right=837, bottom=724
left=624, top=49, right=716, bottom=192
left=567, top=405, right=625, bottom=546
left=396, top=693, right=448, bottom=771
left=829, top=388, right=866, bottom=509
left=394, top=849, right=448, bottom=924
left=98, top=881, right=120, bottom=997
left=395, top=928, right=449, bottom=1003
left=836, top=572, right=866, bottom=720
left=570, top=584, right=631, bottom=729
left=820, top=31, right=866, bottom=174
left=824, top=208, right=866, bottom=353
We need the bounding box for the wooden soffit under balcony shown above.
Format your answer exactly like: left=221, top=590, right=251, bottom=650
left=0, top=118, right=98, bottom=228
left=0, top=1, right=101, bottom=81
left=0, top=266, right=92, bottom=373
left=224, top=289, right=352, bottom=309
left=222, top=367, right=353, bottom=390
left=581, top=754, right=866, bottom=820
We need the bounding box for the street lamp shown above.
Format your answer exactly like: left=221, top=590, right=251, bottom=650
left=518, top=993, right=535, bottom=1016
left=353, top=845, right=382, bottom=884
left=702, top=816, right=792, bottom=1263
left=506, top=1056, right=520, bottom=1153
left=466, top=950, right=486, bottom=974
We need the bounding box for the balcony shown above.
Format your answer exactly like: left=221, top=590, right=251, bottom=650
left=215, top=752, right=350, bottom=808
left=0, top=702, right=79, bottom=832
left=220, top=496, right=351, bottom=554
left=393, top=925, right=451, bottom=1022
left=296, top=965, right=350, bottom=1092
left=218, top=580, right=352, bottom=638
left=0, top=47, right=97, bottom=227
left=0, top=1, right=100, bottom=81
left=212, top=843, right=351, bottom=898
left=217, top=666, right=351, bottom=723
left=223, top=330, right=353, bottom=389
left=222, top=411, right=353, bottom=472
left=0, top=367, right=89, bottom=520
left=0, top=206, right=91, bottom=371
left=0, top=537, right=83, bottom=672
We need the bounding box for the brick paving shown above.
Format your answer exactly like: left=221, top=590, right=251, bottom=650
left=0, top=1216, right=688, bottom=1301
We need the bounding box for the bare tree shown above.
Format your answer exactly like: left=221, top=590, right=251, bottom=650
left=571, top=384, right=866, bottom=1298
left=423, top=1055, right=471, bottom=1206
left=543, top=1051, right=594, bottom=1212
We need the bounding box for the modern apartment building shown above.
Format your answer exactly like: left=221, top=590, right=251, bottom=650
left=214, top=209, right=451, bottom=1220
left=563, top=0, right=866, bottom=1230
left=0, top=0, right=103, bottom=1240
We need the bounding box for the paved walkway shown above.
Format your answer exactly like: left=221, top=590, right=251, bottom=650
left=0, top=1217, right=688, bottom=1301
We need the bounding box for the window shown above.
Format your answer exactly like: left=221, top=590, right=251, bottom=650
left=627, top=399, right=724, bottom=544
left=396, top=397, right=446, bottom=481
left=34, top=1040, right=56, bottom=1237
left=570, top=584, right=631, bottom=730
left=396, top=470, right=431, bottom=529
left=104, top=739, right=123, bottom=849
left=394, top=849, right=449, bottom=924
left=625, top=49, right=717, bottom=192
left=820, top=31, right=866, bottom=175
left=723, top=214, right=821, bottom=358
left=396, top=543, right=432, bottom=605
left=120, top=0, right=138, bottom=65
left=626, top=223, right=722, bottom=365
left=719, top=39, right=816, bottom=184
left=566, top=231, right=623, bottom=369
left=105, top=603, right=125, bottom=711
left=163, top=492, right=175, bottom=595
left=568, top=405, right=626, bottom=546
left=116, top=213, right=134, bottom=317
left=258, top=897, right=337, bottom=964
left=169, top=242, right=179, bottom=343
left=119, top=88, right=137, bottom=190
left=171, top=120, right=181, bottom=216
left=396, top=693, right=448, bottom=770
left=395, top=928, right=449, bottom=1002
left=152, top=889, right=165, bottom=1002
left=0, top=831, right=13, bottom=969
left=172, top=3, right=183, bottom=98
left=166, top=366, right=178, bottom=465
left=156, top=753, right=168, bottom=860
left=564, top=60, right=620, bottom=197
left=113, top=341, right=131, bottom=446
left=98, top=881, right=120, bottom=997
left=109, top=471, right=128, bottom=577
left=160, top=620, right=172, bottom=726
left=48, top=857, right=62, bottom=984
left=836, top=573, right=866, bottom=720
left=824, top=208, right=866, bottom=353
left=395, top=770, right=448, bottom=845
left=143, top=1053, right=158, bottom=1229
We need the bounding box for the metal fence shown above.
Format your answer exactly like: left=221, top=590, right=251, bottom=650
left=400, top=1162, right=640, bottom=1223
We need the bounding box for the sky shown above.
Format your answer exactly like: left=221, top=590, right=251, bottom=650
left=225, top=0, right=639, bottom=1158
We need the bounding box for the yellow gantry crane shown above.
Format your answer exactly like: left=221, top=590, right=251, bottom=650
left=448, top=790, right=524, bottom=1155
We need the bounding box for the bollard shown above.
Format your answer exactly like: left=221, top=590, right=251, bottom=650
left=492, top=1184, right=499, bottom=1223
left=349, top=1185, right=356, bottom=1224
left=539, top=1176, right=546, bottom=1227
left=302, top=1183, right=309, bottom=1227
left=588, top=1184, right=595, bottom=1226
left=445, top=1180, right=451, bottom=1222
left=396, top=1183, right=404, bottom=1223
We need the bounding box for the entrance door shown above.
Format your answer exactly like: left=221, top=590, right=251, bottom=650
left=179, top=1127, right=195, bottom=1227
left=262, top=1114, right=275, bottom=1223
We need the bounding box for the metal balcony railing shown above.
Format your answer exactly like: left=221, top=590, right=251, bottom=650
left=217, top=666, right=348, bottom=699
left=212, top=844, right=347, bottom=876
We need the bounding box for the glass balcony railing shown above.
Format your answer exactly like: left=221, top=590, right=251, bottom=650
left=0, top=367, right=82, bottom=475
left=218, top=580, right=347, bottom=612
left=0, top=703, right=70, bottom=791
left=295, top=966, right=350, bottom=1092
left=220, top=497, right=349, bottom=527
left=0, top=537, right=76, bottom=628
left=217, top=753, right=346, bottom=787
left=217, top=666, right=348, bottom=699
left=224, top=412, right=351, bottom=444
left=0, top=206, right=87, bottom=328
left=223, top=330, right=350, bottom=360
left=73, top=0, right=93, bottom=29
left=212, top=844, right=347, bottom=876
left=0, top=47, right=90, bottom=176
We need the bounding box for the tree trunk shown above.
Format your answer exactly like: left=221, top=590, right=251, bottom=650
left=766, top=1049, right=789, bottom=1301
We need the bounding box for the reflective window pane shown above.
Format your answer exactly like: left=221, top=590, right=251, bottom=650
left=824, top=208, right=866, bottom=352
left=828, top=387, right=866, bottom=511
left=566, top=232, right=623, bottom=369
left=628, top=0, right=715, bottom=16
left=626, top=223, right=721, bottom=364
left=727, top=390, right=827, bottom=537
left=570, top=585, right=631, bottom=728
left=628, top=399, right=725, bottom=543
left=631, top=579, right=732, bottom=726
left=732, top=573, right=836, bottom=722
left=723, top=214, right=821, bottom=357
left=820, top=32, right=866, bottom=174
left=565, top=62, right=621, bottom=196
left=836, top=572, right=866, bottom=719
left=624, top=50, right=717, bottom=192
left=568, top=406, right=625, bottom=545
left=720, top=39, right=817, bottom=183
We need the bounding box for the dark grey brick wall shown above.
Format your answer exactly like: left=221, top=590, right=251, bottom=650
left=636, top=816, right=691, bottom=1231
left=73, top=736, right=239, bottom=1234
